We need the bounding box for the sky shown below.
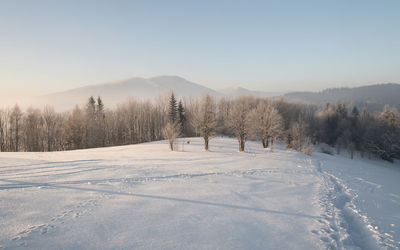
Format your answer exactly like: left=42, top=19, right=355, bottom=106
left=1, top=0, right=399, bottom=100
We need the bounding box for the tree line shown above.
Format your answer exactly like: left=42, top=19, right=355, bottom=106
left=0, top=93, right=399, bottom=162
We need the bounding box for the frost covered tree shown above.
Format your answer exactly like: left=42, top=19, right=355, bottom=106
left=228, top=96, right=254, bottom=152
left=23, top=107, right=42, bottom=151
left=364, top=105, right=400, bottom=162
left=348, top=106, right=361, bottom=159
left=65, top=105, right=84, bottom=149
left=162, top=122, right=181, bottom=151
left=192, top=94, right=217, bottom=151
left=216, top=98, right=232, bottom=135
left=1, top=92, right=398, bottom=161
left=249, top=100, right=283, bottom=150
left=0, top=109, right=8, bottom=151
left=42, top=105, right=57, bottom=151
left=289, top=117, right=313, bottom=155
left=10, top=105, right=23, bottom=152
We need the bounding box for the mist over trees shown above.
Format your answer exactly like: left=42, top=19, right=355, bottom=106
left=0, top=93, right=399, bottom=163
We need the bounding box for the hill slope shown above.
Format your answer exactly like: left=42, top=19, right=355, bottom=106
left=1, top=138, right=398, bottom=249
left=284, top=83, right=400, bottom=112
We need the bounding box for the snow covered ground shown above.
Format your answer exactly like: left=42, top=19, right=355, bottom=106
left=0, top=137, right=399, bottom=249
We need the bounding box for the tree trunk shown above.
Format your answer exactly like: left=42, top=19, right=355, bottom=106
left=262, top=137, right=268, bottom=148
left=204, top=137, right=209, bottom=151
left=270, top=137, right=274, bottom=152
left=15, top=119, right=19, bottom=152
left=239, top=136, right=245, bottom=152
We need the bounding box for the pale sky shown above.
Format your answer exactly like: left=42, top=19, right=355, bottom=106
left=1, top=0, right=399, bottom=99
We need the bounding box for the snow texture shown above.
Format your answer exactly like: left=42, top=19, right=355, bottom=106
left=0, top=138, right=399, bottom=249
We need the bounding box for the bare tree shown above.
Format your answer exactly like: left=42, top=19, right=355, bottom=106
left=216, top=98, right=232, bottom=135
left=364, top=105, right=400, bottom=162
left=228, top=96, right=254, bottom=152
left=192, top=94, right=217, bottom=151
left=2, top=93, right=398, bottom=162
left=23, top=107, right=42, bottom=151
left=0, top=108, right=7, bottom=151
left=10, top=105, right=23, bottom=152
left=65, top=105, right=84, bottom=149
left=162, top=122, right=181, bottom=151
left=289, top=118, right=313, bottom=155
left=249, top=100, right=283, bottom=150
left=42, top=105, right=57, bottom=151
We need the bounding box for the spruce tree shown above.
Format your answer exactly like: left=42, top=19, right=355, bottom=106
left=178, top=100, right=185, bottom=134
left=96, top=96, right=106, bottom=146
left=87, top=96, right=96, bottom=116
left=85, top=96, right=96, bottom=148
left=97, top=96, right=104, bottom=114
left=169, top=93, right=178, bottom=123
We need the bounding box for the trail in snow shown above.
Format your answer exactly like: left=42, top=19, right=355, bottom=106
left=0, top=138, right=398, bottom=249
left=314, top=160, right=383, bottom=249
left=314, top=153, right=400, bottom=249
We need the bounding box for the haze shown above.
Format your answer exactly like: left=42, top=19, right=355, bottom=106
left=1, top=0, right=399, bottom=102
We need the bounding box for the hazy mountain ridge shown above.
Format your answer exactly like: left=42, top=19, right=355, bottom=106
left=37, top=76, right=284, bottom=110
left=218, top=86, right=283, bottom=98
left=38, top=76, right=222, bottom=110
left=28, top=77, right=400, bottom=112
left=284, top=83, right=400, bottom=112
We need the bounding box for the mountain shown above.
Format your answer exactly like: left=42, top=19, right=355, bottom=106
left=31, top=78, right=400, bottom=112
left=218, top=86, right=284, bottom=98
left=37, top=76, right=222, bottom=110
left=284, top=83, right=400, bottom=112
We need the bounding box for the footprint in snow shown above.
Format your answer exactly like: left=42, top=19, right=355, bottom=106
left=11, top=236, right=21, bottom=241
left=18, top=241, right=27, bottom=247
left=320, top=236, right=330, bottom=242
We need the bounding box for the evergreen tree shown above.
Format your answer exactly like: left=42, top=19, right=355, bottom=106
left=351, top=106, right=359, bottom=118
left=178, top=100, right=186, bottom=134
left=87, top=96, right=96, bottom=115
left=97, top=96, right=104, bottom=114
left=96, top=96, right=106, bottom=146
left=85, top=96, right=96, bottom=148
left=169, top=93, right=178, bottom=123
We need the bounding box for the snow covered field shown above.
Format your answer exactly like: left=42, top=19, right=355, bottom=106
left=0, top=137, right=399, bottom=249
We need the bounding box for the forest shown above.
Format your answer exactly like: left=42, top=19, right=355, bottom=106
left=0, top=94, right=399, bottom=162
